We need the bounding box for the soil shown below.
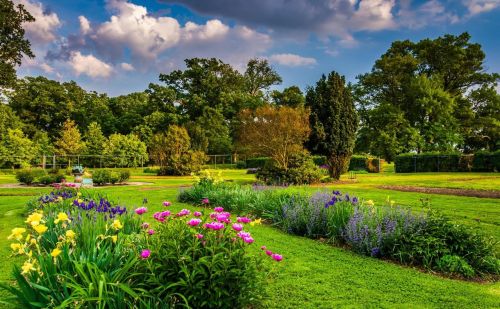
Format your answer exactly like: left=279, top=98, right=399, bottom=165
left=378, top=185, right=500, bottom=199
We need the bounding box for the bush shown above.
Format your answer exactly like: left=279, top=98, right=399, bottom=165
left=437, top=255, right=475, bottom=278
left=158, top=150, right=207, bottom=176
left=473, top=151, right=498, bottom=172
left=15, top=170, right=37, bottom=185
left=348, top=155, right=367, bottom=171
left=235, top=161, right=247, bottom=169
left=92, top=169, right=129, bottom=185
left=256, top=152, right=322, bottom=185
left=396, top=151, right=499, bottom=173
left=245, top=157, right=271, bottom=168
left=118, top=170, right=131, bottom=183
left=38, top=175, right=55, bottom=185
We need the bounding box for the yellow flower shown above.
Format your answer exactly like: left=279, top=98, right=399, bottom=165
left=34, top=224, right=48, bottom=235
left=65, top=230, right=76, bottom=239
left=111, top=219, right=123, bottom=230
left=57, top=196, right=63, bottom=202
left=21, top=260, right=36, bottom=274
left=30, top=238, right=37, bottom=245
left=365, top=200, right=375, bottom=206
left=8, top=228, right=26, bottom=240
left=25, top=212, right=43, bottom=227
left=390, top=200, right=395, bottom=207
left=77, top=199, right=83, bottom=204
left=10, top=243, right=24, bottom=254
left=54, top=212, right=70, bottom=224
left=111, top=235, right=117, bottom=243
left=77, top=192, right=82, bottom=197
left=50, top=247, right=62, bottom=258
left=250, top=218, right=262, bottom=226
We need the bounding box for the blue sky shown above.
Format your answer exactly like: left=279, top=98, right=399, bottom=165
left=16, top=0, right=500, bottom=96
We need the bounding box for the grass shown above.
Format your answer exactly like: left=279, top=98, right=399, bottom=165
left=0, top=168, right=499, bottom=307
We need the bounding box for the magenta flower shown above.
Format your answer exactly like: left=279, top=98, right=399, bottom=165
left=196, top=233, right=204, bottom=239
left=261, top=245, right=266, bottom=250
left=187, top=218, right=202, bottom=227
left=163, top=201, right=171, bottom=207
left=265, top=250, right=273, bottom=256
left=176, top=209, right=191, bottom=217
left=201, top=198, right=209, bottom=204
left=214, top=207, right=224, bottom=212
left=135, top=207, right=147, bottom=215
left=237, top=217, right=252, bottom=223
left=141, top=222, right=150, bottom=229
left=216, top=212, right=231, bottom=223
left=237, top=231, right=251, bottom=239
left=147, top=229, right=155, bottom=235
left=232, top=223, right=243, bottom=232
left=153, top=210, right=171, bottom=222
left=204, top=222, right=225, bottom=230
left=140, top=249, right=151, bottom=259
left=271, top=254, right=283, bottom=262
left=243, top=237, right=254, bottom=244
left=193, top=211, right=202, bottom=217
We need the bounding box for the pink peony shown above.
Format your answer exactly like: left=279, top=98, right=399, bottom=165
left=232, top=223, right=243, bottom=232
left=261, top=246, right=267, bottom=250
left=147, top=229, right=155, bottom=235
left=187, top=218, right=202, bottom=227
left=214, top=207, right=224, bottom=212
left=237, top=231, right=251, bottom=239
left=271, top=254, right=283, bottom=262
left=216, top=212, right=231, bottom=223
left=135, top=207, right=147, bottom=215
left=193, top=211, right=202, bottom=217
left=196, top=233, right=204, bottom=239
left=153, top=211, right=171, bottom=222
left=141, top=222, right=150, bottom=229
left=265, top=250, right=273, bottom=256
left=140, top=249, right=151, bottom=259
left=243, top=237, right=254, bottom=244
left=163, top=201, right=171, bottom=207
left=237, top=217, right=252, bottom=223
left=204, top=222, right=225, bottom=230
left=176, top=209, right=191, bottom=217
left=201, top=198, right=209, bottom=204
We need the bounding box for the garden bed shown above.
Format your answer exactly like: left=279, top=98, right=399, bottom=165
left=378, top=185, right=500, bottom=199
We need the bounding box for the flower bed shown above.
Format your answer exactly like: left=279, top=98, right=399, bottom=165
left=2, top=189, right=280, bottom=308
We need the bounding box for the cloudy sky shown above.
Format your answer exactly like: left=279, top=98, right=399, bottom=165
left=15, top=0, right=500, bottom=96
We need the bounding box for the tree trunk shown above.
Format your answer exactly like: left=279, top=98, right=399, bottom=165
left=328, top=154, right=349, bottom=180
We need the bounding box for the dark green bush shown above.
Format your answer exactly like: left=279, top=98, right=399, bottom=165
left=143, top=167, right=159, bottom=174
left=92, top=169, right=129, bottom=185
left=15, top=170, right=37, bottom=185
left=245, top=157, right=271, bottom=168
left=473, top=151, right=497, bottom=172
left=348, top=155, right=367, bottom=171
left=256, top=152, right=322, bottom=185
left=38, top=175, right=55, bottom=185
left=118, top=170, right=130, bottom=183
left=395, top=153, right=467, bottom=173
left=158, top=151, right=206, bottom=176
left=235, top=161, right=247, bottom=169
left=437, top=255, right=475, bottom=278
left=312, top=155, right=327, bottom=166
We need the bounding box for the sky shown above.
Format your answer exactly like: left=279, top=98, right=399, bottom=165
left=15, top=0, right=500, bottom=96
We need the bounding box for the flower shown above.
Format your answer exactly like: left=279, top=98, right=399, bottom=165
left=141, top=222, right=150, bottom=229
left=34, top=224, right=48, bottom=235
left=154, top=211, right=171, bottom=222
left=261, top=246, right=266, bottom=250
left=250, top=218, right=262, bottom=226
left=187, top=218, right=202, bottom=227
left=25, top=212, right=43, bottom=227
left=140, top=249, right=151, bottom=259
left=204, top=222, right=225, bottom=230
left=365, top=200, right=374, bottom=206
left=21, top=261, right=36, bottom=274
left=54, top=212, right=70, bottom=224
left=243, top=237, right=254, bottom=244
left=201, top=198, right=209, bottom=204
left=111, top=235, right=118, bottom=243
left=193, top=211, right=202, bottom=217
left=176, top=209, right=191, bottom=217
left=214, top=207, right=224, bottom=212
left=65, top=230, right=76, bottom=239
left=10, top=243, right=24, bottom=254
left=135, top=207, right=148, bottom=215
left=111, top=219, right=123, bottom=230
left=271, top=253, right=283, bottom=262
left=237, top=231, right=251, bottom=239
left=51, top=247, right=62, bottom=258
left=163, top=201, right=171, bottom=207
left=237, top=217, right=252, bottom=224
left=147, top=229, right=155, bottom=235
left=8, top=228, right=26, bottom=240
left=215, top=212, right=231, bottom=223
left=232, top=223, right=243, bottom=232
left=195, top=233, right=204, bottom=239
left=265, top=250, right=273, bottom=256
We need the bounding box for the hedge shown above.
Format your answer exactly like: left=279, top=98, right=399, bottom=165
left=245, top=157, right=272, bottom=168
left=246, top=155, right=380, bottom=172
left=395, top=151, right=499, bottom=173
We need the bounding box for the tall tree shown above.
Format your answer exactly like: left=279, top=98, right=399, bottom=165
left=84, top=122, right=106, bottom=166
left=0, top=128, right=35, bottom=168
left=54, top=120, right=85, bottom=165
left=306, top=72, right=358, bottom=179
left=271, top=86, right=305, bottom=108
left=0, top=0, right=34, bottom=91
left=244, top=58, right=282, bottom=96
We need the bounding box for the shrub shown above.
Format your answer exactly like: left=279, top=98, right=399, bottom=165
left=473, top=151, right=497, bottom=172
left=157, top=150, right=206, bottom=176
left=245, top=157, right=271, bottom=168
left=396, top=152, right=499, bottom=173
left=118, top=170, right=131, bottom=183
left=38, top=175, right=55, bottom=185
left=92, top=169, right=129, bottom=185
left=437, top=255, right=475, bottom=278
left=256, top=152, right=322, bottom=185
left=143, top=167, right=159, bottom=174
left=235, top=161, right=247, bottom=169
left=15, top=169, right=41, bottom=185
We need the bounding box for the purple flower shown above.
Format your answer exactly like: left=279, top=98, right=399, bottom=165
left=232, top=223, right=243, bottom=231
left=271, top=254, right=283, bottom=262
left=140, top=249, right=151, bottom=259
left=196, top=233, right=204, bottom=239
left=135, top=207, right=147, bottom=215
left=243, top=237, right=254, bottom=244
left=176, top=209, right=191, bottom=217
left=201, top=198, right=209, bottom=204
left=237, top=217, right=252, bottom=223
left=193, top=211, right=202, bottom=217
left=204, top=222, right=225, bottom=230
left=187, top=218, right=202, bottom=227
left=162, top=201, right=171, bottom=207
left=214, top=207, right=224, bottom=212
left=147, top=229, right=155, bottom=235
left=141, top=222, right=150, bottom=229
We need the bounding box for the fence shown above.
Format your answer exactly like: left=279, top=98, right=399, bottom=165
left=0, top=154, right=148, bottom=169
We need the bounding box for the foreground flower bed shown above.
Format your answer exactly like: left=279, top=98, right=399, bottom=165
left=180, top=175, right=499, bottom=279
left=2, top=189, right=279, bottom=308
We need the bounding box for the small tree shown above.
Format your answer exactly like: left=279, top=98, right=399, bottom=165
left=306, top=72, right=358, bottom=179
left=237, top=106, right=310, bottom=170
left=0, top=128, right=35, bottom=168
left=102, top=134, right=148, bottom=167
left=84, top=122, right=106, bottom=166
left=54, top=120, right=85, bottom=166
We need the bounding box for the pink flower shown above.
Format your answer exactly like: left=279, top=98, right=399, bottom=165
left=195, top=233, right=204, bottom=239
left=193, top=211, right=202, bottom=217
left=187, top=218, right=202, bottom=227
left=216, top=212, right=231, bottom=223
left=243, top=237, right=254, bottom=244
left=214, top=207, right=224, bottom=212
left=141, top=222, right=150, bottom=229
left=237, top=231, right=251, bottom=239
left=176, top=209, right=191, bottom=217
left=140, top=249, right=151, bottom=259
left=147, top=229, right=155, bottom=235
left=153, top=211, right=171, bottom=222
left=265, top=250, right=273, bottom=256
left=271, top=254, right=283, bottom=262
left=135, top=207, right=147, bottom=215
left=232, top=223, right=243, bottom=232
left=204, top=222, right=225, bottom=230
left=163, top=201, right=171, bottom=207
left=237, top=217, right=252, bottom=223
left=201, top=198, right=209, bottom=204
left=261, top=246, right=266, bottom=250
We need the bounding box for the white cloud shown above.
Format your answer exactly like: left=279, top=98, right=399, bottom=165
left=269, top=53, right=317, bottom=67
left=120, top=62, right=135, bottom=71
left=464, top=0, right=500, bottom=15
left=23, top=57, right=55, bottom=73
left=183, top=19, right=229, bottom=41
left=79, top=16, right=91, bottom=34
left=14, top=0, right=61, bottom=43
left=351, top=0, right=397, bottom=31
left=69, top=52, right=113, bottom=78
left=398, top=0, right=459, bottom=29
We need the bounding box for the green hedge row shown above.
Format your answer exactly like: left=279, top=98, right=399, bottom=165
left=395, top=151, right=500, bottom=173
left=246, top=155, right=380, bottom=172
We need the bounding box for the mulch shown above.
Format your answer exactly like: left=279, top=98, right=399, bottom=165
left=378, top=185, right=500, bottom=199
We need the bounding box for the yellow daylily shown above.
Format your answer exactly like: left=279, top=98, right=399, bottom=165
left=77, top=199, right=83, bottom=204
left=365, top=200, right=375, bottom=207
left=8, top=227, right=27, bottom=240
left=34, top=224, right=48, bottom=235
left=30, top=238, right=37, bottom=245
left=65, top=230, right=76, bottom=239
left=56, top=196, right=63, bottom=202
left=54, top=212, right=70, bottom=224
left=111, top=235, right=117, bottom=243
left=50, top=247, right=62, bottom=258
left=77, top=192, right=82, bottom=197
left=21, top=260, right=36, bottom=274
left=111, top=219, right=123, bottom=230
left=25, top=212, right=43, bottom=227
left=250, top=218, right=262, bottom=226
left=10, top=243, right=24, bottom=254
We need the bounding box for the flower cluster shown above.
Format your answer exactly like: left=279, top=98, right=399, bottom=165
left=38, top=190, right=76, bottom=204
left=72, top=197, right=127, bottom=218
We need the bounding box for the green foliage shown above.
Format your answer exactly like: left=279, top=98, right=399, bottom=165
left=0, top=128, right=36, bottom=168
left=271, top=86, right=305, bottom=108
left=54, top=119, right=86, bottom=160
left=256, top=152, right=323, bottom=185
left=306, top=71, right=358, bottom=179
left=15, top=169, right=36, bottom=185
left=472, top=150, right=499, bottom=172
left=83, top=122, right=106, bottom=166
left=92, top=169, right=130, bottom=185
left=437, top=255, right=475, bottom=278
left=102, top=133, right=148, bottom=167
left=246, top=157, right=272, bottom=168
left=395, top=152, right=498, bottom=173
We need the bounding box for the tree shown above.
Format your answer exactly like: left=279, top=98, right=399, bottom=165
left=0, top=128, right=35, bottom=168
left=237, top=106, right=310, bottom=170
left=0, top=103, right=23, bottom=137
left=306, top=72, right=358, bottom=179
left=102, top=134, right=148, bottom=167
left=0, top=0, right=34, bottom=91
left=84, top=122, right=106, bottom=166
left=196, top=107, right=232, bottom=154
left=244, top=58, right=282, bottom=96
left=32, top=131, right=53, bottom=166
left=271, top=86, right=305, bottom=108
left=54, top=120, right=85, bottom=165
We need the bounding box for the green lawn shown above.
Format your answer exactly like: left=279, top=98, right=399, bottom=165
left=0, top=169, right=499, bottom=308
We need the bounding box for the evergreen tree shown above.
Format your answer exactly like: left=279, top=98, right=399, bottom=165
left=84, top=122, right=106, bottom=166
left=55, top=120, right=85, bottom=165
left=306, top=72, right=358, bottom=179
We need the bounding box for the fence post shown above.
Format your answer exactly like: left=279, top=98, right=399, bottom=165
left=53, top=155, right=56, bottom=170
left=42, top=155, right=46, bottom=169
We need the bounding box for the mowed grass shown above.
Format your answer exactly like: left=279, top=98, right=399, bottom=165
left=0, top=169, right=499, bottom=308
